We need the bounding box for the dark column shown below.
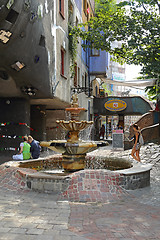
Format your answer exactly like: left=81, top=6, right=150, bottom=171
left=0, top=98, right=30, bottom=159
left=118, top=115, right=124, bottom=130
left=94, top=114, right=100, bottom=141
left=30, top=105, right=46, bottom=141
left=156, top=80, right=160, bottom=137
left=106, top=116, right=108, bottom=139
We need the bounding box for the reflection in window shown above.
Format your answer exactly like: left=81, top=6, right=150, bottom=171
left=39, top=35, right=45, bottom=47
left=59, top=0, right=64, bottom=18
left=6, top=9, right=19, bottom=24
left=91, top=48, right=100, bottom=56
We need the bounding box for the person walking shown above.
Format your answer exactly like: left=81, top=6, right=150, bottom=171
left=28, top=135, right=41, bottom=159
left=12, top=136, right=31, bottom=160
left=99, top=124, right=105, bottom=139
left=131, top=124, right=141, bottom=162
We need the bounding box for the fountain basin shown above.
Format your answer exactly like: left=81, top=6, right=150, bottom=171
left=8, top=156, right=152, bottom=200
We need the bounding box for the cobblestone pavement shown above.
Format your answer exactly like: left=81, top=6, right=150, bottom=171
left=0, top=143, right=160, bottom=240
left=89, top=143, right=160, bottom=207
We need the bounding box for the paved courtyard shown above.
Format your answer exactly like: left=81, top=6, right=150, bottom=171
left=0, top=143, right=160, bottom=240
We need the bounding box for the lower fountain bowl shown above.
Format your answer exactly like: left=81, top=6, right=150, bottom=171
left=40, top=140, right=109, bottom=172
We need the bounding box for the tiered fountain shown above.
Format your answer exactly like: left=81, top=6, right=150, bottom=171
left=10, top=94, right=152, bottom=195
left=40, top=94, right=108, bottom=171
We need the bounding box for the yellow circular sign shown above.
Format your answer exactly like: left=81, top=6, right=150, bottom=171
left=104, top=99, right=127, bottom=112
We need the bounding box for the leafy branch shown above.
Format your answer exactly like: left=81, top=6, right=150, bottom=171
left=68, top=24, right=78, bottom=78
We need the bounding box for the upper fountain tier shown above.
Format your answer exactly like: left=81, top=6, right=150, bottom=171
left=65, top=93, right=87, bottom=121
left=56, top=94, right=93, bottom=142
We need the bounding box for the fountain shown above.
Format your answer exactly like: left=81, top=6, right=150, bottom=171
left=40, top=94, right=108, bottom=171
left=5, top=94, right=152, bottom=198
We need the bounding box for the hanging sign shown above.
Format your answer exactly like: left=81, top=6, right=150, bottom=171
left=104, top=99, right=127, bottom=112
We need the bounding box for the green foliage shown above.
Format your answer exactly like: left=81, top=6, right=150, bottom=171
left=102, top=82, right=113, bottom=96
left=95, top=0, right=117, bottom=12
left=68, top=24, right=78, bottom=78
left=70, top=0, right=160, bottom=99
left=145, top=86, right=157, bottom=101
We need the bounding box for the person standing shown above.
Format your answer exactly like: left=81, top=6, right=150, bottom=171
left=12, top=136, right=31, bottom=160
left=28, top=135, right=41, bottom=159
left=99, top=124, right=105, bottom=139
left=131, top=124, right=141, bottom=162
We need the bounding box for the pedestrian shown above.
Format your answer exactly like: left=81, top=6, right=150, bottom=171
left=12, top=136, right=31, bottom=160
left=117, top=124, right=123, bottom=130
left=99, top=124, right=105, bottom=139
left=131, top=124, right=141, bottom=162
left=28, top=135, right=41, bottom=159
left=118, top=125, right=123, bottom=130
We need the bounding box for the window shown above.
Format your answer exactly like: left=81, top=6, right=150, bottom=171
left=85, top=73, right=88, bottom=88
left=39, top=35, right=45, bottom=47
left=91, top=48, right=100, bottom=56
left=74, top=63, right=77, bottom=87
left=78, top=67, right=80, bottom=87
left=6, top=0, right=14, bottom=9
left=59, top=0, right=64, bottom=18
left=75, top=17, right=78, bottom=27
left=11, top=61, right=25, bottom=71
left=61, top=48, right=65, bottom=76
left=38, top=4, right=43, bottom=18
left=0, top=70, right=9, bottom=80
left=95, top=86, right=98, bottom=97
left=0, top=30, right=12, bottom=43
left=68, top=0, right=73, bottom=24
left=6, top=9, right=19, bottom=24
left=87, top=3, right=89, bottom=21
left=82, top=75, right=85, bottom=88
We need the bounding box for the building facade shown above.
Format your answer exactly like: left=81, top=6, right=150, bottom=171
left=0, top=0, right=95, bottom=157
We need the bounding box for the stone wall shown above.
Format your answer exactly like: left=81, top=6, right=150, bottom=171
left=16, top=155, right=152, bottom=199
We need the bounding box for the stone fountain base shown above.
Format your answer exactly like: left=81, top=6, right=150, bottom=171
left=62, top=154, right=86, bottom=171
left=6, top=155, right=152, bottom=202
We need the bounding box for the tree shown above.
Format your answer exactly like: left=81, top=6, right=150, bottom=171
left=71, top=0, right=160, bottom=99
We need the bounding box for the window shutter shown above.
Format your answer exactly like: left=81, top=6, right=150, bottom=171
left=62, top=0, right=64, bottom=16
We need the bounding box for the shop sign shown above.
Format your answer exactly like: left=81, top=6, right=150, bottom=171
left=104, top=99, right=127, bottom=112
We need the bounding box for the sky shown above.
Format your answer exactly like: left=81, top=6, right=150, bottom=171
left=125, top=64, right=146, bottom=96
left=125, top=64, right=142, bottom=81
